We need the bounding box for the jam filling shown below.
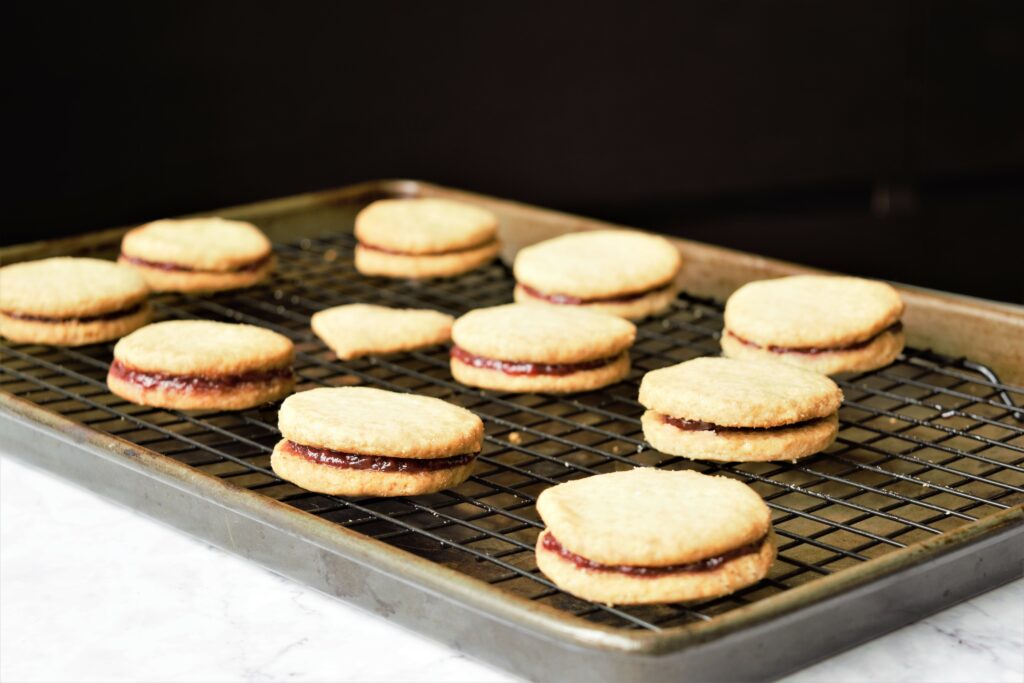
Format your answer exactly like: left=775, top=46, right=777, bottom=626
left=109, top=359, right=293, bottom=392
left=542, top=533, right=767, bottom=577
left=663, top=415, right=820, bottom=433
left=727, top=322, right=903, bottom=355
left=358, top=239, right=498, bottom=257
left=120, top=253, right=272, bottom=273
left=451, top=346, right=620, bottom=376
left=519, top=282, right=672, bottom=305
left=1, top=302, right=145, bottom=324
left=285, top=440, right=476, bottom=473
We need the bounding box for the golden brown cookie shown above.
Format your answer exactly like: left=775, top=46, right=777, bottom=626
left=107, top=320, right=295, bottom=410
left=639, top=357, right=842, bottom=462
left=354, top=198, right=500, bottom=278
left=535, top=469, right=776, bottom=605
left=513, top=229, right=682, bottom=319
left=450, top=304, right=636, bottom=394
left=722, top=275, right=905, bottom=374
left=0, top=257, right=151, bottom=346
left=119, top=217, right=275, bottom=292
left=311, top=304, right=454, bottom=360
left=271, top=387, right=484, bottom=496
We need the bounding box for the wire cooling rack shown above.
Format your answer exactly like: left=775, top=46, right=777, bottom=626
left=1, top=231, right=1022, bottom=632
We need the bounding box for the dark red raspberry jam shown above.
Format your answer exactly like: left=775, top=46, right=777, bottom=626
left=119, top=253, right=271, bottom=273
left=542, top=533, right=766, bottom=577
left=663, top=415, right=819, bottom=433
left=450, top=346, right=619, bottom=376
left=518, top=282, right=672, bottom=305
left=285, top=440, right=476, bottom=473
left=109, top=359, right=293, bottom=392
left=727, top=322, right=903, bottom=355
left=357, top=239, right=498, bottom=257
left=2, top=302, right=145, bottom=324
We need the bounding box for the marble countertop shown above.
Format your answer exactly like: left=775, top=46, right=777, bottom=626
left=2, top=454, right=1021, bottom=683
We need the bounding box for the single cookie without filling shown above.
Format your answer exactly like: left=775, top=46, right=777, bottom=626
left=513, top=229, right=682, bottom=319
left=639, top=357, right=842, bottom=462
left=271, top=387, right=484, bottom=497
left=450, top=304, right=636, bottom=394
left=0, top=257, right=151, bottom=346
left=107, top=320, right=295, bottom=410
left=721, top=275, right=905, bottom=375
left=311, top=304, right=454, bottom=360
left=119, top=217, right=275, bottom=292
left=354, top=198, right=500, bottom=279
left=536, top=468, right=776, bottom=605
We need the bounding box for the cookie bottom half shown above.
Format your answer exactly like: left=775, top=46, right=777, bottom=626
left=642, top=411, right=839, bottom=462
left=535, top=530, right=777, bottom=605
left=118, top=256, right=275, bottom=293
left=721, top=328, right=905, bottom=375
left=0, top=305, right=151, bottom=347
left=355, top=242, right=500, bottom=279
left=106, top=371, right=294, bottom=410
left=514, top=283, right=677, bottom=320
left=451, top=353, right=630, bottom=394
left=270, top=441, right=476, bottom=496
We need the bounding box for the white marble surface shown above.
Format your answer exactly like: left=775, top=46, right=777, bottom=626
left=1, top=454, right=1021, bottom=683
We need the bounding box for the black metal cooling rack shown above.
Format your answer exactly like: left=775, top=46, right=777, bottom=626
left=1, top=232, right=1022, bottom=632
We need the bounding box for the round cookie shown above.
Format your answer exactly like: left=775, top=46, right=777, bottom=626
left=535, top=469, right=776, bottom=605
left=119, top=217, right=275, bottom=292
left=0, top=257, right=150, bottom=346
left=639, top=357, right=842, bottom=462
left=354, top=198, right=500, bottom=278
left=312, top=304, right=454, bottom=360
left=271, top=387, right=484, bottom=497
left=107, top=320, right=295, bottom=410
left=450, top=304, right=636, bottom=394
left=513, top=229, right=682, bottom=319
left=722, top=275, right=905, bottom=374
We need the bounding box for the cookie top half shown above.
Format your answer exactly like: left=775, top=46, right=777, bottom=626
left=452, top=304, right=636, bottom=363
left=354, top=198, right=498, bottom=254
left=278, top=387, right=484, bottom=459
left=514, top=229, right=682, bottom=298
left=537, top=468, right=771, bottom=566
left=121, top=218, right=272, bottom=271
left=114, top=320, right=293, bottom=375
left=0, top=257, right=148, bottom=318
left=639, top=357, right=842, bottom=427
left=725, top=275, right=904, bottom=348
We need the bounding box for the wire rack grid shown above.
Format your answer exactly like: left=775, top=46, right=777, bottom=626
left=1, top=231, right=1022, bottom=632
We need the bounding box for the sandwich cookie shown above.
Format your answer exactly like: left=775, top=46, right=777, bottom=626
left=639, top=357, right=842, bottom=462
left=354, top=198, right=500, bottom=278
left=536, top=469, right=776, bottom=605
left=722, top=275, right=905, bottom=375
left=107, top=320, right=294, bottom=410
left=271, top=387, right=484, bottom=496
left=450, top=304, right=636, bottom=394
left=311, top=304, right=454, bottom=360
left=513, top=229, right=682, bottom=319
left=119, top=217, right=275, bottom=292
left=0, top=257, right=150, bottom=346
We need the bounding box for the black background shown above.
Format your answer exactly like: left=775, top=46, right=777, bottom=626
left=7, top=2, right=1023, bottom=302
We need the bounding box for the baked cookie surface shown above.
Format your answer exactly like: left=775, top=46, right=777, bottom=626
left=119, top=217, right=274, bottom=292
left=722, top=275, right=905, bottom=374
left=513, top=229, right=682, bottom=319
left=536, top=469, right=775, bottom=604
left=0, top=257, right=150, bottom=346
left=354, top=198, right=500, bottom=278
left=450, top=304, right=635, bottom=393
left=107, top=320, right=295, bottom=410
left=639, top=357, right=842, bottom=462
left=272, top=386, right=484, bottom=496
left=311, top=304, right=454, bottom=360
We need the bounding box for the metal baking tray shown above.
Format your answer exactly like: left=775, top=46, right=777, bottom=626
left=2, top=180, right=1022, bottom=682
